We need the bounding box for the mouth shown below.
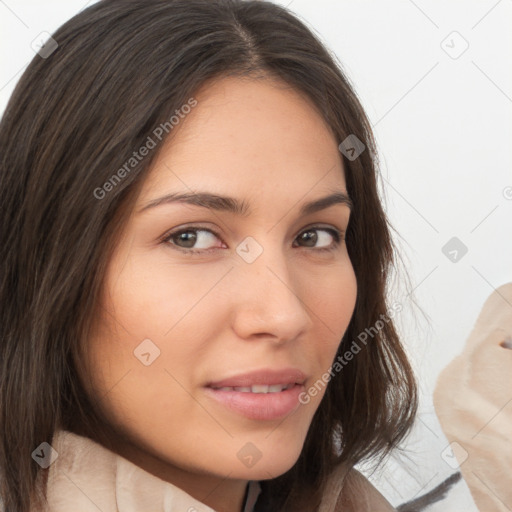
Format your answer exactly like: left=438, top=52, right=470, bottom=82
left=204, top=368, right=307, bottom=421
left=209, top=383, right=296, bottom=393
left=206, top=368, right=307, bottom=389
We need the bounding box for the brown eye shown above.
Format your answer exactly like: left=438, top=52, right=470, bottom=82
left=294, top=227, right=341, bottom=251
left=298, top=230, right=318, bottom=247
left=164, top=227, right=223, bottom=252
left=173, top=230, right=198, bottom=248
left=163, top=225, right=342, bottom=255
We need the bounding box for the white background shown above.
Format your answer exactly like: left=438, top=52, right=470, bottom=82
left=2, top=0, right=511, bottom=508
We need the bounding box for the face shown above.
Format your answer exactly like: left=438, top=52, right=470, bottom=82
left=85, top=75, right=357, bottom=507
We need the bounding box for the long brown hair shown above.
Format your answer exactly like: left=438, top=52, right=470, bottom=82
left=0, top=1, right=417, bottom=510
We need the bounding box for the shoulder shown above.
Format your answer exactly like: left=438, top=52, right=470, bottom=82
left=320, top=465, right=396, bottom=512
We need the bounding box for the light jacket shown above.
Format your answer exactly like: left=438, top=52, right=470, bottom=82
left=434, top=283, right=512, bottom=512
left=37, top=429, right=395, bottom=511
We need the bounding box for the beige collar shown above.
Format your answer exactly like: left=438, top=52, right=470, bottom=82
left=43, top=430, right=261, bottom=512
left=41, top=429, right=394, bottom=511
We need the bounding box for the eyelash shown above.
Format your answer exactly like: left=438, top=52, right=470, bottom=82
left=161, top=225, right=344, bottom=255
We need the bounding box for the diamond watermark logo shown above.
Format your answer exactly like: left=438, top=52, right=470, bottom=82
left=237, top=442, right=262, bottom=468
left=441, top=31, right=469, bottom=60
left=338, top=134, right=365, bottom=161
left=442, top=236, right=468, bottom=263
left=134, top=338, right=161, bottom=366
left=31, top=442, right=58, bottom=469
left=31, top=32, right=58, bottom=59
left=236, top=236, right=263, bottom=264
left=441, top=441, right=468, bottom=469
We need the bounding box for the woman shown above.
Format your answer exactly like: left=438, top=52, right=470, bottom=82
left=0, top=1, right=417, bottom=511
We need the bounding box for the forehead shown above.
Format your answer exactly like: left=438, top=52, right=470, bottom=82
left=138, top=75, right=346, bottom=204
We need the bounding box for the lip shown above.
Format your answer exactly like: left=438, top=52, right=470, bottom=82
left=204, top=368, right=307, bottom=421
left=206, top=368, right=307, bottom=388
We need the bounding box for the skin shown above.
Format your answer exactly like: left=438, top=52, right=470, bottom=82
left=85, top=75, right=357, bottom=512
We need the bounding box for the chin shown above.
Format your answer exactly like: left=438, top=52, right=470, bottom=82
left=215, top=435, right=306, bottom=481
left=239, top=455, right=301, bottom=481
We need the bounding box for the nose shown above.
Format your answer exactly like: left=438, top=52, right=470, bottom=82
left=229, top=241, right=312, bottom=343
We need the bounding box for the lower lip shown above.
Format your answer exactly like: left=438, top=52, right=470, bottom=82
left=204, top=384, right=304, bottom=421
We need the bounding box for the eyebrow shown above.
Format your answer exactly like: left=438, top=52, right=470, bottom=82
left=138, top=190, right=353, bottom=216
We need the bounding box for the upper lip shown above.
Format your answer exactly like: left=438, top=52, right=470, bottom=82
left=206, top=368, right=307, bottom=388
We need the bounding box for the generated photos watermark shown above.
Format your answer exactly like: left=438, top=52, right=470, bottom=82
left=299, top=301, right=402, bottom=404
left=93, top=97, right=198, bottom=200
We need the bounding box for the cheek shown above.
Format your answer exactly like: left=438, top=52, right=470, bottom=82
left=307, top=261, right=357, bottom=346
left=95, top=246, right=232, bottom=359
left=85, top=250, right=232, bottom=411
left=299, top=262, right=357, bottom=402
